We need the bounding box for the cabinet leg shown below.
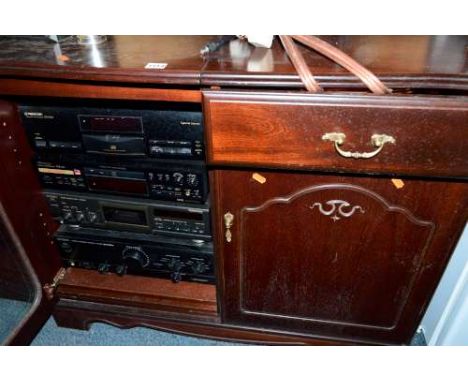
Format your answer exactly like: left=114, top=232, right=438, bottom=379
left=52, top=308, right=93, bottom=331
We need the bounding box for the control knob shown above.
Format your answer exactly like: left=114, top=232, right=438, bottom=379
left=87, top=212, right=98, bottom=223
left=75, top=212, right=85, bottom=223
left=63, top=211, right=73, bottom=222
left=98, top=263, right=110, bottom=273
left=122, top=246, right=150, bottom=269
left=191, top=261, right=207, bottom=274
left=171, top=271, right=182, bottom=283
left=115, top=264, right=128, bottom=276
left=168, top=258, right=183, bottom=283
left=186, top=173, right=198, bottom=186
left=172, top=172, right=184, bottom=184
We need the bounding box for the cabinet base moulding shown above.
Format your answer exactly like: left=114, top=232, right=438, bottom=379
left=53, top=298, right=373, bottom=345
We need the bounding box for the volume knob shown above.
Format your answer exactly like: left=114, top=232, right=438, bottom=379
left=122, top=246, right=150, bottom=269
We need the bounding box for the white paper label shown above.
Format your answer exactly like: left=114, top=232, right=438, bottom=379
left=145, top=62, right=168, bottom=69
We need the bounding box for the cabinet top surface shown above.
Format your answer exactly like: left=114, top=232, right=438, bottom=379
left=0, top=35, right=213, bottom=85
left=0, top=35, right=467, bottom=90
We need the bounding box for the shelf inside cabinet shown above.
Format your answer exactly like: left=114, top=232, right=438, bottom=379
left=56, top=268, right=218, bottom=318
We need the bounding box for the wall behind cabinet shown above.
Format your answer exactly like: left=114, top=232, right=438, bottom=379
left=420, top=225, right=468, bottom=345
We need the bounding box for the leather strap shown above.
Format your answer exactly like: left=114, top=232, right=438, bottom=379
left=278, top=35, right=323, bottom=93
left=279, top=35, right=392, bottom=95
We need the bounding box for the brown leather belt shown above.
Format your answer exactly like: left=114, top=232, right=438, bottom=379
left=280, top=35, right=392, bottom=95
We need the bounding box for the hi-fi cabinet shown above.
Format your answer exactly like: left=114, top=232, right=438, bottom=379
left=0, top=36, right=467, bottom=346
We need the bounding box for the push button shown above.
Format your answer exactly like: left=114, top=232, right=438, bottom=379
left=34, top=140, right=47, bottom=148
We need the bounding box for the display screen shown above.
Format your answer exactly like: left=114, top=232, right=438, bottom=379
left=153, top=208, right=203, bottom=221
left=103, top=206, right=148, bottom=226
left=82, top=134, right=146, bottom=155
left=79, top=115, right=143, bottom=133
left=87, top=176, right=148, bottom=196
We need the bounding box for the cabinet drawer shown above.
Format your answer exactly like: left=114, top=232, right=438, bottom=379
left=203, top=92, right=468, bottom=177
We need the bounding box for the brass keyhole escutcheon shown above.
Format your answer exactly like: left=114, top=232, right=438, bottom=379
left=224, top=212, right=234, bottom=243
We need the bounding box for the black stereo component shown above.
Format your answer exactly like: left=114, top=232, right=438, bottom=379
left=44, top=190, right=211, bottom=239
left=55, top=227, right=214, bottom=284
left=19, top=103, right=204, bottom=159
left=81, top=134, right=147, bottom=156
left=36, top=157, right=207, bottom=203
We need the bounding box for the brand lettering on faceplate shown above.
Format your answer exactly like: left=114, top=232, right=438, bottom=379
left=180, top=121, right=201, bottom=126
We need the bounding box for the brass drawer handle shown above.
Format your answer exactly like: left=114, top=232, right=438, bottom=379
left=322, top=132, right=396, bottom=159
left=224, top=212, right=234, bottom=243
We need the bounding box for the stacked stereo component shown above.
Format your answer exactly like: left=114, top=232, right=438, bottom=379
left=20, top=101, right=214, bottom=284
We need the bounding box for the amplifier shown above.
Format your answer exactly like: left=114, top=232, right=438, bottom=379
left=44, top=190, right=211, bottom=239
left=55, top=227, right=214, bottom=283
left=19, top=102, right=204, bottom=160
left=36, top=156, right=207, bottom=204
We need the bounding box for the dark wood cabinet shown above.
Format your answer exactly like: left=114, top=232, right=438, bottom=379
left=211, top=170, right=468, bottom=344
left=0, top=36, right=467, bottom=345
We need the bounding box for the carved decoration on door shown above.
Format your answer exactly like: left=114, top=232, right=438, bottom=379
left=310, top=200, right=365, bottom=221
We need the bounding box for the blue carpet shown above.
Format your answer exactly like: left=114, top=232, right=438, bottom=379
left=32, top=317, right=239, bottom=346
left=0, top=298, right=32, bottom=343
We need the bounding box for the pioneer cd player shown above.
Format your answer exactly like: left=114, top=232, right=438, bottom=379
left=20, top=102, right=205, bottom=159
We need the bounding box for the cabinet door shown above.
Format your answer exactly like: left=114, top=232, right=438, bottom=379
left=212, top=170, right=468, bottom=345
left=0, top=100, right=63, bottom=344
